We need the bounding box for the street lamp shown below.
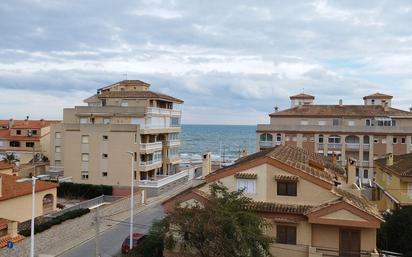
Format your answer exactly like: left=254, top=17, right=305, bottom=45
left=126, top=151, right=135, bottom=250
left=16, top=174, right=48, bottom=257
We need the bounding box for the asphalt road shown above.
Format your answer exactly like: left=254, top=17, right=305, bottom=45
left=60, top=204, right=165, bottom=257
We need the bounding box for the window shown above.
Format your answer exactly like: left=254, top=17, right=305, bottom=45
left=328, top=135, right=341, bottom=144
left=318, top=120, right=326, bottom=126
left=277, top=181, right=297, bottom=196
left=90, top=117, right=95, bottom=124
left=81, top=172, right=89, bottom=180
left=236, top=179, right=256, bottom=194
left=55, top=132, right=61, bottom=139
left=332, top=119, right=340, bottom=126
left=260, top=133, right=273, bottom=142
left=401, top=137, right=406, bottom=144
left=363, top=170, right=369, bottom=179
left=170, top=117, right=180, bottom=127
left=393, top=137, right=398, bottom=144
left=408, top=183, right=412, bottom=197
left=26, top=142, right=35, bottom=148
left=102, top=172, right=108, bottom=177
left=9, top=141, right=20, bottom=147
left=16, top=130, right=21, bottom=135
left=80, top=118, right=88, bottom=124
left=31, top=130, right=37, bottom=135
left=82, top=153, right=89, bottom=162
left=55, top=146, right=61, bottom=153
left=103, top=118, right=111, bottom=125
left=55, top=160, right=61, bottom=166
left=348, top=120, right=355, bottom=126
left=276, top=225, right=296, bottom=245
left=366, top=119, right=372, bottom=126
left=102, top=135, right=108, bottom=141
left=81, top=135, right=89, bottom=144
left=318, top=135, right=324, bottom=143
left=121, top=100, right=128, bottom=107
left=300, top=120, right=308, bottom=125
left=102, top=153, right=108, bottom=159
left=371, top=99, right=375, bottom=105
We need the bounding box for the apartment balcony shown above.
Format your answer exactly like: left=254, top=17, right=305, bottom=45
left=257, top=124, right=412, bottom=134
left=140, top=124, right=181, bottom=134
left=146, top=107, right=181, bottom=117
left=140, top=160, right=162, bottom=171
left=138, top=169, right=191, bottom=188
left=360, top=161, right=370, bottom=167
left=327, top=143, right=342, bottom=149
left=345, top=143, right=360, bottom=149
left=140, top=142, right=163, bottom=153
left=166, top=140, right=181, bottom=147
left=259, top=141, right=273, bottom=147
left=74, top=106, right=146, bottom=116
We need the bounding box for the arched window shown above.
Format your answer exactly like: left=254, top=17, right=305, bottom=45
left=328, top=135, right=341, bottom=144
left=260, top=133, right=273, bottom=142
left=276, top=133, right=282, bottom=142
left=43, top=194, right=54, bottom=213
left=345, top=136, right=360, bottom=144
left=363, top=135, right=370, bottom=144
left=9, top=141, right=20, bottom=147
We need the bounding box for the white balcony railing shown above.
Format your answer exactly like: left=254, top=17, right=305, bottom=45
left=140, top=159, right=162, bottom=170
left=360, top=161, right=370, bottom=167
left=168, top=140, right=181, bottom=147
left=346, top=143, right=360, bottom=149
left=140, top=142, right=162, bottom=151
left=138, top=169, right=191, bottom=188
left=259, top=141, right=272, bottom=147
left=146, top=107, right=181, bottom=116
left=327, top=143, right=342, bottom=149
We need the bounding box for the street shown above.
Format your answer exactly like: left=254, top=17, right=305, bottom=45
left=59, top=204, right=165, bottom=257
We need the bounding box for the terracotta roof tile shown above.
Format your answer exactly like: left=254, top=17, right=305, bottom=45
left=96, top=90, right=183, bottom=103
left=234, top=173, right=257, bottom=179
left=0, top=120, right=61, bottom=129
left=274, top=175, right=299, bottom=181
left=0, top=161, right=13, bottom=170
left=375, top=153, right=412, bottom=176
left=0, top=129, right=41, bottom=141
left=0, top=219, right=7, bottom=230
left=242, top=201, right=312, bottom=214
left=289, top=93, right=315, bottom=99
left=98, top=80, right=150, bottom=91
left=269, top=105, right=412, bottom=118
left=363, top=93, right=393, bottom=100
left=0, top=234, right=25, bottom=248
left=0, top=174, right=57, bottom=201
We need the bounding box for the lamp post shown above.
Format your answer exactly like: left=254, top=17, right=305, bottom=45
left=126, top=151, right=135, bottom=250
left=16, top=175, right=48, bottom=257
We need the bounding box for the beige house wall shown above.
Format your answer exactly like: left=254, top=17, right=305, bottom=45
left=0, top=188, right=57, bottom=222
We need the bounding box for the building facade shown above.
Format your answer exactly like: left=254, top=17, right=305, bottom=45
left=372, top=153, right=412, bottom=211
left=0, top=119, right=61, bottom=164
left=49, top=80, right=183, bottom=187
left=163, top=145, right=382, bottom=257
left=257, top=93, right=412, bottom=185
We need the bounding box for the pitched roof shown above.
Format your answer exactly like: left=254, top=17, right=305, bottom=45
left=0, top=120, right=61, bottom=129
left=289, top=93, right=315, bottom=99
left=210, top=145, right=345, bottom=185
left=375, top=153, right=412, bottom=176
left=242, top=201, right=312, bottom=215
left=363, top=93, right=393, bottom=100
left=0, top=174, right=57, bottom=201
left=98, top=80, right=150, bottom=91
left=269, top=105, right=412, bottom=118
left=96, top=90, right=183, bottom=103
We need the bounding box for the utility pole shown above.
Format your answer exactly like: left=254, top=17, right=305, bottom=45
left=95, top=207, right=100, bottom=257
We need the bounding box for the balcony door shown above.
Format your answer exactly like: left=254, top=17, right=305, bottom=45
left=339, top=229, right=360, bottom=257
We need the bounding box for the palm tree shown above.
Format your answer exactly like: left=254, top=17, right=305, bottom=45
left=2, top=153, right=19, bottom=163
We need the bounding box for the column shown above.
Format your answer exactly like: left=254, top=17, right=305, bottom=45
left=7, top=221, right=18, bottom=237
left=297, top=133, right=303, bottom=148
left=323, top=134, right=328, bottom=156
left=314, top=134, right=319, bottom=152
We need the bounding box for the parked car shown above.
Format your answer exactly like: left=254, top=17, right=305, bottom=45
left=121, top=233, right=147, bottom=254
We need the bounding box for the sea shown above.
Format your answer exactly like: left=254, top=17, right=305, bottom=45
left=180, top=124, right=257, bottom=163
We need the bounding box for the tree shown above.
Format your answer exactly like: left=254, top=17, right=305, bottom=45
left=377, top=206, right=412, bottom=256
left=163, top=182, right=273, bottom=257
left=2, top=153, right=19, bottom=163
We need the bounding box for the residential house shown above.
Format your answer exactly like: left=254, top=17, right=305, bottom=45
left=372, top=153, right=412, bottom=211
left=49, top=80, right=183, bottom=187
left=0, top=174, right=57, bottom=245
left=257, top=93, right=412, bottom=185
left=0, top=118, right=61, bottom=164
left=163, top=145, right=382, bottom=257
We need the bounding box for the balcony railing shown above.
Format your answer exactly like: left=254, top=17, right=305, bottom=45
left=140, top=159, right=162, bottom=171
left=146, top=107, right=181, bottom=116
left=138, top=169, right=191, bottom=188
left=360, top=161, right=370, bottom=167
left=140, top=142, right=162, bottom=151
left=167, top=140, right=181, bottom=147
left=327, top=143, right=342, bottom=149
left=259, top=141, right=272, bottom=147
left=346, top=143, right=360, bottom=149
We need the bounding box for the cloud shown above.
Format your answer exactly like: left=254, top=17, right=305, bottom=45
left=0, top=0, right=412, bottom=124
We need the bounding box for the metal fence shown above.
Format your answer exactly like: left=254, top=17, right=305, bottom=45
left=47, top=195, right=122, bottom=218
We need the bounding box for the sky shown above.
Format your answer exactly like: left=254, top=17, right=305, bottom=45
left=1, top=0, right=412, bottom=125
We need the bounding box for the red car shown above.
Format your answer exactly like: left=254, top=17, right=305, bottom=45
left=121, top=233, right=146, bottom=254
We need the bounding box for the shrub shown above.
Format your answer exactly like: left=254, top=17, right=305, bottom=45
left=19, top=208, right=90, bottom=237
left=57, top=182, right=113, bottom=199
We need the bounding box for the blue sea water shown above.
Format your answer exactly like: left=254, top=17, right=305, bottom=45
left=180, top=124, right=257, bottom=161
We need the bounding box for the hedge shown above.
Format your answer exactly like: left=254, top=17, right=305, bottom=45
left=20, top=208, right=90, bottom=237
left=57, top=182, right=113, bottom=199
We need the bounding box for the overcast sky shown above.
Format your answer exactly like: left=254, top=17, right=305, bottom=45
left=1, top=0, right=412, bottom=124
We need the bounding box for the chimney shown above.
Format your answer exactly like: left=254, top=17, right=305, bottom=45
left=386, top=153, right=393, bottom=166
left=202, top=151, right=212, bottom=178
left=339, top=99, right=343, bottom=106
left=346, top=157, right=357, bottom=186
left=8, top=119, right=13, bottom=129
left=40, top=118, right=45, bottom=126
left=240, top=148, right=248, bottom=158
